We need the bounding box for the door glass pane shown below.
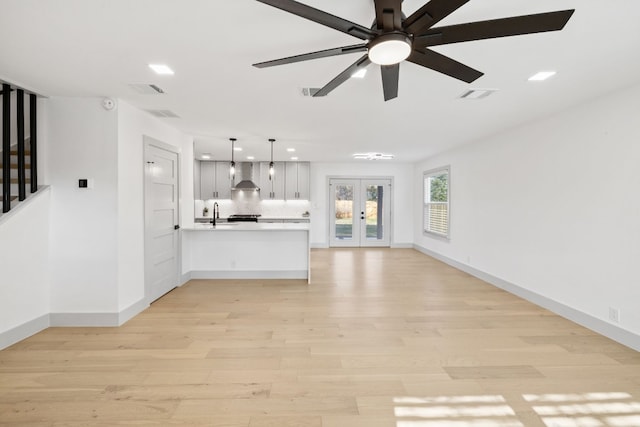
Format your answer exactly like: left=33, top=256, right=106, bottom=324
left=365, top=185, right=384, bottom=240
left=335, top=184, right=354, bottom=240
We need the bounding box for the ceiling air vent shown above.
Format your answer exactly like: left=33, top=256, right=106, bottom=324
left=459, top=89, right=497, bottom=100
left=128, top=83, right=165, bottom=94
left=145, top=109, right=180, bottom=118
left=301, top=87, right=321, bottom=97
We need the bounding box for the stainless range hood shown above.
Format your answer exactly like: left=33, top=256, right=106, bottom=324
left=232, top=162, right=260, bottom=191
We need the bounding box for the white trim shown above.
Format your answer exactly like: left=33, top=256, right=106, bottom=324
left=181, top=272, right=192, bottom=286
left=413, top=244, right=640, bottom=352
left=118, top=299, right=149, bottom=325
left=50, top=312, right=119, bottom=327
left=0, top=314, right=49, bottom=350
left=190, top=270, right=308, bottom=280
left=50, top=298, right=149, bottom=327
left=311, top=243, right=330, bottom=249
left=391, top=242, right=413, bottom=248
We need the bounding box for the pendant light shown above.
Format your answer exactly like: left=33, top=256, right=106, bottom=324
left=229, top=138, right=236, bottom=180
left=268, top=138, right=275, bottom=180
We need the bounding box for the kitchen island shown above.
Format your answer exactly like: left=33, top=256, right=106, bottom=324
left=182, top=222, right=310, bottom=283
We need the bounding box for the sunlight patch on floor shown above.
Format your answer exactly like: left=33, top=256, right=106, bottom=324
left=394, top=392, right=640, bottom=427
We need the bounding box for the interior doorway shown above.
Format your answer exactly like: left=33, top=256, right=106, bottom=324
left=329, top=178, right=391, bottom=247
left=144, top=136, right=180, bottom=303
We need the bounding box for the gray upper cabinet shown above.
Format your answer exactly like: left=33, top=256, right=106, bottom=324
left=215, top=161, right=232, bottom=199
left=285, top=161, right=310, bottom=200
left=259, top=161, right=285, bottom=200
left=198, top=160, right=231, bottom=200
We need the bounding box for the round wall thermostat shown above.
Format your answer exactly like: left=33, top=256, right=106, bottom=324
left=102, top=98, right=116, bottom=111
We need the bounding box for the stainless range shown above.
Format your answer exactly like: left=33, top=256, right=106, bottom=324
left=227, top=214, right=261, bottom=223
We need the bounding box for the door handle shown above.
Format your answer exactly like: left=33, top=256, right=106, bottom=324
left=174, top=225, right=180, bottom=230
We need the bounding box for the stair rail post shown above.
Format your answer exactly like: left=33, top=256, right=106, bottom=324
left=2, top=83, right=11, bottom=213
left=29, top=93, right=37, bottom=193
left=17, top=89, right=26, bottom=201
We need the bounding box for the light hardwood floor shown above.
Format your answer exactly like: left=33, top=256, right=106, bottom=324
left=1, top=248, right=640, bottom=426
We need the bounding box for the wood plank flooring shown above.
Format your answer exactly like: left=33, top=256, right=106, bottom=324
left=2, top=248, right=640, bottom=426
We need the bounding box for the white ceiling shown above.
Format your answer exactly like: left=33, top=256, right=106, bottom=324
left=1, top=0, right=639, bottom=163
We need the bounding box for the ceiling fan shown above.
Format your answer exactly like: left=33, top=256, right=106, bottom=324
left=253, top=0, right=575, bottom=101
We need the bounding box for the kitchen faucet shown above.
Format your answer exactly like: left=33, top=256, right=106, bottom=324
left=211, top=202, right=220, bottom=226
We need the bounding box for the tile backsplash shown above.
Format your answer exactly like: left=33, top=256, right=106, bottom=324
left=195, top=196, right=310, bottom=219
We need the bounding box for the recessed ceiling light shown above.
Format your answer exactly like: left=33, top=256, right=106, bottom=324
left=234, top=147, right=243, bottom=152
left=291, top=156, right=299, bottom=160
left=353, top=152, right=395, bottom=160
left=201, top=154, right=211, bottom=160
left=528, top=71, right=556, bottom=81
left=287, top=148, right=296, bottom=152
left=351, top=69, right=367, bottom=79
left=148, top=64, right=175, bottom=75
left=247, top=156, right=255, bottom=160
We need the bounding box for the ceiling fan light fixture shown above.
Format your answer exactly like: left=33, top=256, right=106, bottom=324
left=368, top=33, right=412, bottom=65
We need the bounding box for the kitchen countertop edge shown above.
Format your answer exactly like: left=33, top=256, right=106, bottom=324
left=183, top=223, right=310, bottom=231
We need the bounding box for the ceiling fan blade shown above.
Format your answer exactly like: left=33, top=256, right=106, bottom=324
left=374, top=0, right=402, bottom=31
left=416, top=10, right=575, bottom=47
left=256, top=0, right=377, bottom=40
left=253, top=44, right=368, bottom=68
left=408, top=49, right=483, bottom=83
left=404, top=0, right=470, bottom=35
left=313, top=55, right=371, bottom=97
left=381, top=64, right=400, bottom=101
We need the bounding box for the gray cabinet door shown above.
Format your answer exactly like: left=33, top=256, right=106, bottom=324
left=285, top=162, right=310, bottom=200
left=199, top=161, right=231, bottom=199
left=260, top=161, right=285, bottom=199
left=215, top=161, right=231, bottom=199
left=200, top=161, right=215, bottom=200
left=296, top=162, right=310, bottom=200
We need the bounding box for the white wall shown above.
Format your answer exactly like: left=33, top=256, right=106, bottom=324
left=310, top=162, right=414, bottom=247
left=414, top=83, right=640, bottom=342
left=0, top=188, right=51, bottom=345
left=46, top=97, right=193, bottom=317
left=116, top=100, right=193, bottom=312
left=47, top=97, right=119, bottom=313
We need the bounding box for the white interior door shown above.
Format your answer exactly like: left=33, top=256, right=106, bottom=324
left=329, top=178, right=391, bottom=247
left=144, top=137, right=180, bottom=303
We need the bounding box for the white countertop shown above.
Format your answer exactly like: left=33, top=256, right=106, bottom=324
left=184, top=222, right=310, bottom=231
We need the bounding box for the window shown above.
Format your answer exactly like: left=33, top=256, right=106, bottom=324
left=423, top=167, right=449, bottom=238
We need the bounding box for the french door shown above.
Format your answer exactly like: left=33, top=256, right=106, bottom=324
left=329, top=178, right=391, bottom=247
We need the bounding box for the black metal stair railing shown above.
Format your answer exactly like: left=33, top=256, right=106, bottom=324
left=1, top=81, right=38, bottom=214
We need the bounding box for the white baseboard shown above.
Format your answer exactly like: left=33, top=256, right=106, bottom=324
left=118, top=299, right=149, bottom=325
left=50, top=312, right=119, bottom=327
left=50, top=298, right=149, bottom=328
left=391, top=242, right=414, bottom=248
left=413, top=244, right=640, bottom=352
left=190, top=270, right=308, bottom=280
left=180, top=272, right=192, bottom=286
left=310, top=242, right=329, bottom=249
left=0, top=314, right=50, bottom=350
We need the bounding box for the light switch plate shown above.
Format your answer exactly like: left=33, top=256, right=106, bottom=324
left=78, top=179, right=94, bottom=189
